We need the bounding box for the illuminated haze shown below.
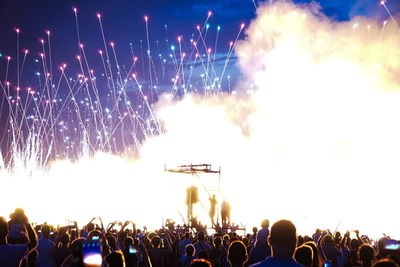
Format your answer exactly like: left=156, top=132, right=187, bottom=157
left=1, top=1, right=400, bottom=237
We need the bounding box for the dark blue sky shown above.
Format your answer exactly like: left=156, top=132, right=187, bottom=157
left=0, top=0, right=398, bottom=82
left=1, top=0, right=396, bottom=47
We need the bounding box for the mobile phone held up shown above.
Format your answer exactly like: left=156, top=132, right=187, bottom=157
left=384, top=239, right=400, bottom=251
left=129, top=245, right=141, bottom=254
left=82, top=239, right=102, bottom=267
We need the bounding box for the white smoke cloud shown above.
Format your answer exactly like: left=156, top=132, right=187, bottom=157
left=141, top=0, right=400, bottom=236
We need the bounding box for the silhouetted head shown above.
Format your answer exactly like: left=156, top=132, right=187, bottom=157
left=87, top=222, right=95, bottom=232
left=304, top=236, right=313, bottom=243
left=350, top=238, right=362, bottom=250
left=42, top=224, right=51, bottom=238
left=185, top=244, right=195, bottom=256
left=106, top=251, right=125, bottom=267
left=10, top=208, right=25, bottom=222
left=147, top=231, right=157, bottom=242
left=123, top=236, right=133, bottom=250
left=358, top=244, right=375, bottom=264
left=190, top=259, right=212, bottom=267
left=184, top=231, right=190, bottom=240
left=298, top=236, right=304, bottom=246
left=106, top=235, right=117, bottom=251
left=88, top=230, right=101, bottom=241
left=60, top=233, right=70, bottom=247
left=228, top=240, right=247, bottom=266
left=151, top=235, right=161, bottom=248
left=321, top=235, right=335, bottom=246
left=294, top=245, right=313, bottom=267
left=197, top=231, right=206, bottom=242
left=213, top=236, right=222, bottom=248
left=242, top=237, right=249, bottom=247
left=335, top=232, right=341, bottom=241
left=70, top=229, right=78, bottom=240
left=223, top=234, right=230, bottom=241
left=268, top=220, right=297, bottom=257
left=261, top=219, right=269, bottom=229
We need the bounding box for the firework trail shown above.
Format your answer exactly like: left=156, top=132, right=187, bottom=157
left=0, top=8, right=243, bottom=170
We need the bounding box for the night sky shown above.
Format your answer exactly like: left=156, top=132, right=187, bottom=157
left=1, top=0, right=397, bottom=66
left=0, top=0, right=398, bottom=101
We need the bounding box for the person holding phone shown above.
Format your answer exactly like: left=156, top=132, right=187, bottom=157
left=0, top=214, right=38, bottom=267
left=122, top=236, right=141, bottom=267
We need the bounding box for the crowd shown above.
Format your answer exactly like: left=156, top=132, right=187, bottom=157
left=0, top=208, right=399, bottom=267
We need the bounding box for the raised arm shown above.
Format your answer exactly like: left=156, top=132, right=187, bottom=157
left=22, top=214, right=38, bottom=253
left=354, top=230, right=363, bottom=243
left=341, top=231, right=350, bottom=250
left=98, top=216, right=105, bottom=232
left=107, top=221, right=117, bottom=232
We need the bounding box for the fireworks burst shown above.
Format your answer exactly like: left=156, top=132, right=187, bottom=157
left=0, top=8, right=244, bottom=169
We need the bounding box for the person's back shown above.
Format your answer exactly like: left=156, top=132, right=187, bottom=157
left=209, top=236, right=226, bottom=267
left=0, top=242, right=29, bottom=267
left=247, top=228, right=271, bottom=265
left=54, top=245, right=70, bottom=267
left=7, top=209, right=29, bottom=245
left=7, top=221, right=28, bottom=245
left=180, top=232, right=192, bottom=255
left=249, top=219, right=303, bottom=267
left=61, top=237, right=85, bottom=267
left=0, top=215, right=38, bottom=267
left=321, top=235, right=342, bottom=267
left=179, top=244, right=196, bottom=267
left=147, top=236, right=170, bottom=267
left=193, top=232, right=211, bottom=257
left=37, top=225, right=56, bottom=267
left=148, top=247, right=170, bottom=267
left=53, top=233, right=70, bottom=267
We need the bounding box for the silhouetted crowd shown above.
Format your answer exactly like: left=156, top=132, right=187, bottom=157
left=1, top=208, right=399, bottom=267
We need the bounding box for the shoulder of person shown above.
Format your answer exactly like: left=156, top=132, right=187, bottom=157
left=7, top=243, right=28, bottom=253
